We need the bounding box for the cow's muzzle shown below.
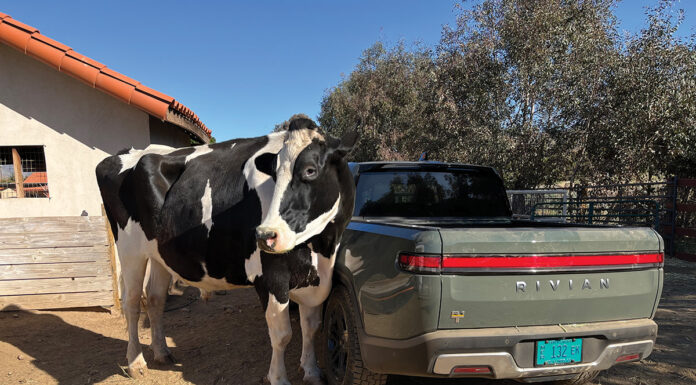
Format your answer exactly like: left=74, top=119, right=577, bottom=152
left=256, top=227, right=279, bottom=252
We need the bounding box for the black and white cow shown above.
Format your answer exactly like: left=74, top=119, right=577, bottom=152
left=96, top=116, right=356, bottom=385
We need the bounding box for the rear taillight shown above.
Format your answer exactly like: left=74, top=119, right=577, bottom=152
left=452, top=366, right=491, bottom=375
left=398, top=253, right=441, bottom=273
left=616, top=353, right=641, bottom=363
left=398, top=252, right=663, bottom=273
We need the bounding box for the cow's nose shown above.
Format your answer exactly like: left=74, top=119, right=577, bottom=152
left=256, top=227, right=278, bottom=249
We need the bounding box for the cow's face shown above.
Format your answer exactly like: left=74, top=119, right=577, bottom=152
left=256, top=117, right=356, bottom=253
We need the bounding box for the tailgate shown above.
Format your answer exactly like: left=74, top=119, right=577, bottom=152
left=437, top=226, right=663, bottom=329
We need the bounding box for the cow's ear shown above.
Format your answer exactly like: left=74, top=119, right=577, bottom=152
left=255, top=152, right=277, bottom=179
left=331, top=130, right=358, bottom=158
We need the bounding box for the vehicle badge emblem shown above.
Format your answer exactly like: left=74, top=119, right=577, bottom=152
left=450, top=311, right=465, bottom=323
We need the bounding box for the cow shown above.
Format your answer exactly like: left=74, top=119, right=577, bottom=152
left=96, top=115, right=357, bottom=385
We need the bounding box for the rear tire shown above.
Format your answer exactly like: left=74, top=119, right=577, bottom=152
left=320, top=285, right=387, bottom=385
left=545, top=370, right=599, bottom=385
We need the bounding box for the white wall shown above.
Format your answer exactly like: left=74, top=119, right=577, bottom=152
left=0, top=43, right=150, bottom=218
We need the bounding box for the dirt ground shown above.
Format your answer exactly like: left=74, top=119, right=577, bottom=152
left=1, top=258, right=695, bottom=385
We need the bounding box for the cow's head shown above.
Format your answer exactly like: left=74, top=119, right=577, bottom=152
left=255, top=116, right=357, bottom=253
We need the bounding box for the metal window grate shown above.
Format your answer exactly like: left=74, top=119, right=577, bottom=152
left=0, top=146, right=49, bottom=199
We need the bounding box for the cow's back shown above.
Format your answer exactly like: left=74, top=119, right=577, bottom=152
left=96, top=136, right=282, bottom=285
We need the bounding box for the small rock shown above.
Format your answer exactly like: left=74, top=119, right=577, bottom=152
left=16, top=355, right=23, bottom=360
left=181, top=307, right=190, bottom=312
left=12, top=314, right=18, bottom=319
left=223, top=306, right=234, bottom=314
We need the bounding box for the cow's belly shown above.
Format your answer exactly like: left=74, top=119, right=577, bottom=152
left=178, top=272, right=250, bottom=292
left=117, top=218, right=249, bottom=292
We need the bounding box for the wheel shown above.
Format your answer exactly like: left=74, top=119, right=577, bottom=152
left=320, top=285, right=387, bottom=385
left=544, top=370, right=599, bottom=385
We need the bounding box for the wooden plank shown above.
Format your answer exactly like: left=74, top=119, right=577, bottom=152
left=0, top=248, right=109, bottom=265
left=675, top=252, right=696, bottom=262
left=0, top=291, right=114, bottom=310
left=676, top=203, right=696, bottom=213
left=0, top=231, right=108, bottom=250
left=0, top=261, right=112, bottom=280
left=0, top=216, right=106, bottom=234
left=0, top=276, right=112, bottom=296
left=675, top=227, right=696, bottom=238
left=11, top=148, right=24, bottom=198
left=102, top=205, right=121, bottom=314
left=677, top=178, right=696, bottom=188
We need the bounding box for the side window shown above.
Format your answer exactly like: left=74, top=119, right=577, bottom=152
left=0, top=146, right=49, bottom=199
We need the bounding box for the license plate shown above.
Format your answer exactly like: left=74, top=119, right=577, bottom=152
left=535, top=338, right=583, bottom=366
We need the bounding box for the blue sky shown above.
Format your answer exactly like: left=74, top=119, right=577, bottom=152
left=2, top=1, right=694, bottom=141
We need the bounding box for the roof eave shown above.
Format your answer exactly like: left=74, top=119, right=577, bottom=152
left=165, top=110, right=211, bottom=144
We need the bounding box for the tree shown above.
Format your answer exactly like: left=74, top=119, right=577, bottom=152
left=319, top=0, right=696, bottom=187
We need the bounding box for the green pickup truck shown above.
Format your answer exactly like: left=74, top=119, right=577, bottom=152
left=319, top=162, right=663, bottom=385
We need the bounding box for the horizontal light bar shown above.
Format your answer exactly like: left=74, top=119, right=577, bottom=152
left=398, top=252, right=663, bottom=273
left=442, top=253, right=663, bottom=269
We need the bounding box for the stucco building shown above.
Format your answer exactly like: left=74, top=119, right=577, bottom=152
left=0, top=13, right=211, bottom=218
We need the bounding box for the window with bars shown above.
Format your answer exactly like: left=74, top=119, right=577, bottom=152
left=0, top=146, right=49, bottom=199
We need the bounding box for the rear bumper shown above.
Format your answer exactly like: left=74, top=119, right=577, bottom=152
left=359, top=318, right=657, bottom=380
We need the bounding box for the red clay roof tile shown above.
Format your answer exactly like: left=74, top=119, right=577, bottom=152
left=32, top=33, right=71, bottom=51
left=0, top=13, right=211, bottom=140
left=26, top=37, right=65, bottom=68
left=23, top=172, right=47, bottom=184
left=60, top=54, right=100, bottom=86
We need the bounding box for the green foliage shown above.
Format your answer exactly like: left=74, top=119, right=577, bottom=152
left=319, top=0, right=696, bottom=188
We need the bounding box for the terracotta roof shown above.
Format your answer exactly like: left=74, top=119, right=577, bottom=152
left=23, top=171, right=47, bottom=184
left=0, top=12, right=211, bottom=142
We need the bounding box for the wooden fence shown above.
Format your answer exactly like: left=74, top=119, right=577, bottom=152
left=0, top=216, right=115, bottom=310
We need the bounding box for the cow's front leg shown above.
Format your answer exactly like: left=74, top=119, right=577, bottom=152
left=266, top=294, right=292, bottom=385
left=299, top=303, right=324, bottom=385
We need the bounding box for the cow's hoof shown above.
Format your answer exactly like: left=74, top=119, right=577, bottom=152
left=264, top=375, right=291, bottom=385
left=127, top=363, right=147, bottom=379
left=303, top=375, right=326, bottom=385
left=127, top=354, right=148, bottom=379
left=153, top=351, right=177, bottom=365
left=300, top=366, right=326, bottom=385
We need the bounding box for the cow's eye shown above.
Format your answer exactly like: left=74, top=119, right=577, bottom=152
left=303, top=166, right=317, bottom=180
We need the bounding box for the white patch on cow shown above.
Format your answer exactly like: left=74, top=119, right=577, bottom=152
left=245, top=249, right=263, bottom=282
left=201, top=179, right=213, bottom=234
left=290, top=246, right=337, bottom=308
left=116, top=218, right=159, bottom=258
left=184, top=144, right=213, bottom=163
left=295, top=195, right=341, bottom=245
left=118, top=144, right=174, bottom=174
left=243, top=132, right=285, bottom=218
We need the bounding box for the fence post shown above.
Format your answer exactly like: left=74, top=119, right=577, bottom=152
left=588, top=202, right=594, bottom=225
left=671, top=176, right=678, bottom=257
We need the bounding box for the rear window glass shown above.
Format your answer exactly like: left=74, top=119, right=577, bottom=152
left=354, top=170, right=511, bottom=217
